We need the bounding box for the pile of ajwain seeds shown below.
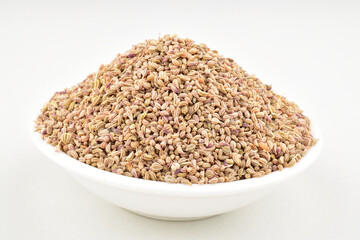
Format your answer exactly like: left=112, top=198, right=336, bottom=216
left=35, top=34, right=316, bottom=185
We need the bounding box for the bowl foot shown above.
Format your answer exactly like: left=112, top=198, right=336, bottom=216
left=128, top=210, right=218, bottom=221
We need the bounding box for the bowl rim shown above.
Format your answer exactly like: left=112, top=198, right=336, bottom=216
left=30, top=114, right=323, bottom=197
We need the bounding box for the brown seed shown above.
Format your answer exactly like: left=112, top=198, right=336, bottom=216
left=205, top=169, right=215, bottom=179
left=67, top=150, right=78, bottom=159
left=222, top=146, right=232, bottom=155
left=60, top=133, right=72, bottom=144
left=185, top=144, right=196, bottom=152
left=143, top=154, right=154, bottom=161
left=208, top=178, right=219, bottom=184
left=150, top=162, right=163, bottom=172
left=130, top=141, right=139, bottom=149
left=149, top=171, right=157, bottom=181
left=259, top=142, right=270, bottom=152
left=232, top=153, right=242, bottom=166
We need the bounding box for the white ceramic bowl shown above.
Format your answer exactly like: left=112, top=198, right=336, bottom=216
left=30, top=119, right=322, bottom=221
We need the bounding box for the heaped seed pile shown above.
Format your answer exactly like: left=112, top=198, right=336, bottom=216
left=35, top=35, right=316, bottom=184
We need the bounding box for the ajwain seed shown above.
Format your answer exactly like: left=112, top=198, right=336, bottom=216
left=35, top=34, right=316, bottom=185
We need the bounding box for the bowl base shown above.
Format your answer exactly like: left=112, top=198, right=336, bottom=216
left=128, top=210, right=218, bottom=221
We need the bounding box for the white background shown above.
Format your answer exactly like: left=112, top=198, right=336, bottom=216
left=1, top=0, right=359, bottom=239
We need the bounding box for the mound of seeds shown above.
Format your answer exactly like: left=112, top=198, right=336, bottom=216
left=35, top=34, right=316, bottom=184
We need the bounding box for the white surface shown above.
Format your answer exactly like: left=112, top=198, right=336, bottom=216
left=0, top=0, right=359, bottom=239
left=30, top=119, right=323, bottom=220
